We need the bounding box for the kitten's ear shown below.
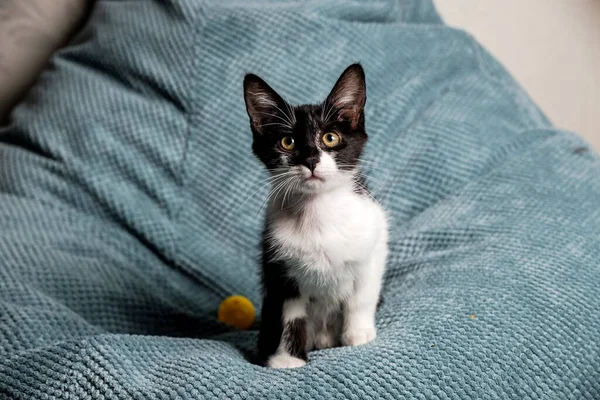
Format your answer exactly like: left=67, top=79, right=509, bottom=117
left=324, top=63, right=366, bottom=127
left=243, top=74, right=290, bottom=135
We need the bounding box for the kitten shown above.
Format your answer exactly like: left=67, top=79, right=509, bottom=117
left=243, top=64, right=388, bottom=369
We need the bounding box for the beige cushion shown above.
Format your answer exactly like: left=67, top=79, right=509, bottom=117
left=0, top=0, right=89, bottom=119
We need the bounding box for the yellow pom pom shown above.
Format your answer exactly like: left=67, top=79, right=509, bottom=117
left=218, top=295, right=255, bottom=330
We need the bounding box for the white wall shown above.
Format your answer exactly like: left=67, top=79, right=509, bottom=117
left=435, top=0, right=600, bottom=150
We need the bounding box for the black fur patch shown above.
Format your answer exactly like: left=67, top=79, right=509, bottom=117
left=257, top=226, right=303, bottom=364
left=283, top=318, right=308, bottom=360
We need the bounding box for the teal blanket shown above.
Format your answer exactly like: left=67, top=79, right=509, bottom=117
left=1, top=0, right=599, bottom=398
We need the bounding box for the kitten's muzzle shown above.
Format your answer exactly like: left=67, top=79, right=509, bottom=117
left=301, top=166, right=324, bottom=182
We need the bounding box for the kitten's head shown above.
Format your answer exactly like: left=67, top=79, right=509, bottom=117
left=243, top=64, right=367, bottom=195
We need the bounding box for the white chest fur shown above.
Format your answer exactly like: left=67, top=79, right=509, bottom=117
left=268, top=187, right=387, bottom=300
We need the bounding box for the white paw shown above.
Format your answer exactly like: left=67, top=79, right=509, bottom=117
left=268, top=353, right=307, bottom=369
left=314, top=331, right=335, bottom=350
left=342, top=326, right=377, bottom=347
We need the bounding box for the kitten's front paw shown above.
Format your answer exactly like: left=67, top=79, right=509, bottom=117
left=268, top=353, right=307, bottom=369
left=342, top=326, right=377, bottom=347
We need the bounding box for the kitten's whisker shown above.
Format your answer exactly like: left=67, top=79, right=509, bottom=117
left=270, top=103, right=295, bottom=127
left=337, top=163, right=390, bottom=174
left=349, top=159, right=386, bottom=167
left=235, top=181, right=273, bottom=215
left=323, top=101, right=341, bottom=125
left=239, top=170, right=296, bottom=197
left=240, top=172, right=292, bottom=198
left=350, top=158, right=380, bottom=164
left=268, top=167, right=297, bottom=174
left=352, top=178, right=380, bottom=204
left=243, top=171, right=296, bottom=191
left=282, top=177, right=301, bottom=209
left=322, top=101, right=332, bottom=123
left=281, top=176, right=297, bottom=207
left=257, top=176, right=292, bottom=216
left=284, top=101, right=296, bottom=124
left=257, top=186, right=279, bottom=217
left=281, top=181, right=291, bottom=210
left=363, top=179, right=394, bottom=199
left=292, top=180, right=303, bottom=207
left=322, top=102, right=335, bottom=125
left=255, top=112, right=293, bottom=128
left=332, top=163, right=395, bottom=200
left=234, top=173, right=297, bottom=217
left=280, top=179, right=291, bottom=210
left=225, top=167, right=296, bottom=189
left=260, top=123, right=293, bottom=131
left=270, top=177, right=293, bottom=212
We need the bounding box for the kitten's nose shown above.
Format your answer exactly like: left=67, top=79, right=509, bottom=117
left=302, top=157, right=319, bottom=173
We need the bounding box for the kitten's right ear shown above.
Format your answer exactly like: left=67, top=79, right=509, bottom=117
left=243, top=74, right=291, bottom=135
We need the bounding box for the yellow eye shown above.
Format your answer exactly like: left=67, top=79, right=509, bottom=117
left=280, top=136, right=295, bottom=151
left=322, top=132, right=341, bottom=148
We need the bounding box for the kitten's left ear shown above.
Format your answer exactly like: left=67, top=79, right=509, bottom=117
left=325, top=63, right=366, bottom=127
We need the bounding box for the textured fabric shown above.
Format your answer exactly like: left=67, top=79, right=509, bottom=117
left=1, top=0, right=599, bottom=398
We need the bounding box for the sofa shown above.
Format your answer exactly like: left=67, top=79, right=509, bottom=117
left=0, top=0, right=599, bottom=398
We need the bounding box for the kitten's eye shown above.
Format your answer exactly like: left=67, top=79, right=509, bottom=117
left=322, top=132, right=341, bottom=148
left=280, top=136, right=295, bottom=151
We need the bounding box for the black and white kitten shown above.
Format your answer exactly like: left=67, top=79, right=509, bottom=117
left=243, top=64, right=388, bottom=369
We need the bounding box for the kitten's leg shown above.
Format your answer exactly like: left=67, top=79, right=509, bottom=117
left=312, top=303, right=341, bottom=350
left=258, top=252, right=308, bottom=368
left=267, top=296, right=308, bottom=368
left=258, top=292, right=285, bottom=363
left=343, top=240, right=387, bottom=347
left=314, top=324, right=336, bottom=350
